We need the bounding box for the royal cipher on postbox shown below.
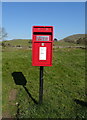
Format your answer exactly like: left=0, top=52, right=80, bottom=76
left=32, top=26, right=53, bottom=66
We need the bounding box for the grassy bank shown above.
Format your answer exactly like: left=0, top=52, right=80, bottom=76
left=2, top=41, right=86, bottom=119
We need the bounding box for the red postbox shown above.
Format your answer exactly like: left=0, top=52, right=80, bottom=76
left=32, top=26, right=53, bottom=66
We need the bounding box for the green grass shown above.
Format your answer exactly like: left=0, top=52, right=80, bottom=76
left=3, top=39, right=31, bottom=44
left=2, top=41, right=86, bottom=119
left=0, top=46, right=2, bottom=118
left=2, top=39, right=32, bottom=48
left=54, top=40, right=85, bottom=46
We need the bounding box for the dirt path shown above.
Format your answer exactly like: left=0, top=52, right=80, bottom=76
left=2, top=89, right=17, bottom=119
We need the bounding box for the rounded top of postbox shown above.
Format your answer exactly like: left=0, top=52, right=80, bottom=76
left=33, top=26, right=53, bottom=33
left=33, top=26, right=53, bottom=27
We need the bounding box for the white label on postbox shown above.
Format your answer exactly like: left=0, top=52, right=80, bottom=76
left=37, top=36, right=49, bottom=41
left=39, top=47, right=46, bottom=60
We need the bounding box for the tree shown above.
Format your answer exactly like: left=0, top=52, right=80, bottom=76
left=54, top=38, right=58, bottom=42
left=0, top=27, right=8, bottom=40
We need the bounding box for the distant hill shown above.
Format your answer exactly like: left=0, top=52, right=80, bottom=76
left=1, top=39, right=32, bottom=48
left=60, top=34, right=86, bottom=45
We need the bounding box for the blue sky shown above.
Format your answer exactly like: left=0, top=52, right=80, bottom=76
left=2, top=2, right=85, bottom=40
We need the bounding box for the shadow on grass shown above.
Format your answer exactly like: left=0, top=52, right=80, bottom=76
left=12, top=72, right=38, bottom=104
left=74, top=99, right=87, bottom=107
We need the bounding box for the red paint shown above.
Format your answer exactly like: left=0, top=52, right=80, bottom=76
left=32, top=26, right=53, bottom=66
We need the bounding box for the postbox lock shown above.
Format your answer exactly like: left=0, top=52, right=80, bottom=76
left=41, top=43, right=45, bottom=46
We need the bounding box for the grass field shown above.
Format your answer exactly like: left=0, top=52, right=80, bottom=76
left=2, top=40, right=87, bottom=119
left=0, top=45, right=2, bottom=119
